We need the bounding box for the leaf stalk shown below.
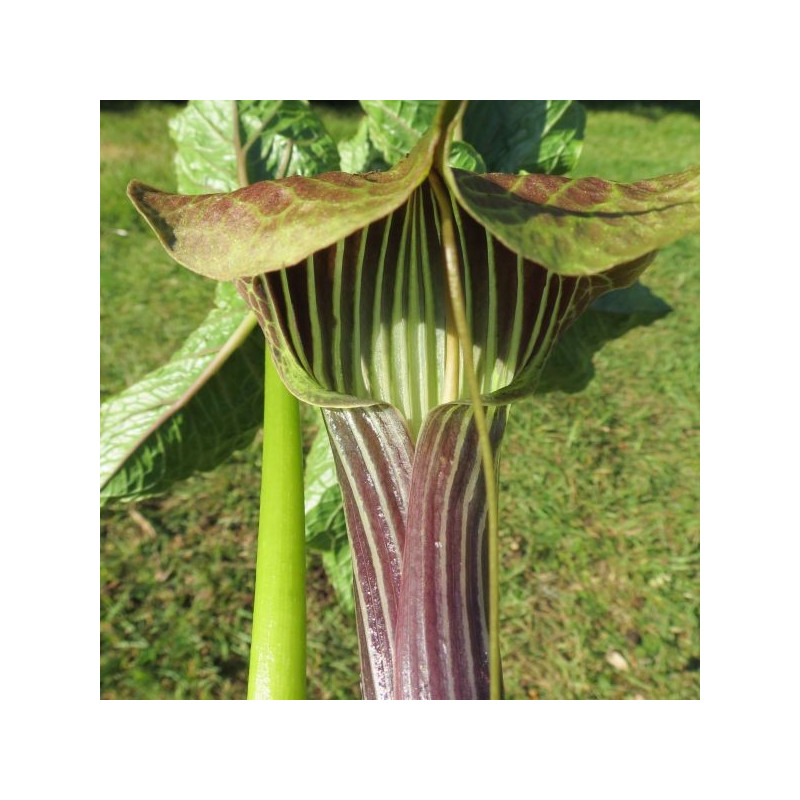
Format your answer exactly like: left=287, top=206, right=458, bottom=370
left=235, top=105, right=307, bottom=699
left=247, top=351, right=307, bottom=699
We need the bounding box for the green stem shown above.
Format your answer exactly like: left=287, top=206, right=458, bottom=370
left=247, top=349, right=307, bottom=699
left=234, top=107, right=306, bottom=700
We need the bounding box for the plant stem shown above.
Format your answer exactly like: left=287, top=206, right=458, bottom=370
left=234, top=106, right=306, bottom=700
left=429, top=172, right=503, bottom=699
left=247, top=350, right=307, bottom=699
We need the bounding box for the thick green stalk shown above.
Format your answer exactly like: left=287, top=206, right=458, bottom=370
left=232, top=113, right=306, bottom=699
left=247, top=350, right=307, bottom=699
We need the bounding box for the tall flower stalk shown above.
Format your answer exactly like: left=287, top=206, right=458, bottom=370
left=125, top=100, right=699, bottom=699
left=248, top=352, right=306, bottom=698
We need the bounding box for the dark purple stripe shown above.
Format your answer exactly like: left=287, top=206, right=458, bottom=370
left=323, top=405, right=413, bottom=700
left=394, top=404, right=507, bottom=699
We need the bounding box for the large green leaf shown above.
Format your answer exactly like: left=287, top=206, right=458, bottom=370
left=337, top=117, right=388, bottom=174
left=170, top=100, right=340, bottom=193
left=103, top=100, right=340, bottom=505
left=100, top=283, right=265, bottom=505
left=462, top=101, right=586, bottom=175
left=359, top=100, right=440, bottom=166
left=358, top=101, right=487, bottom=173
left=359, top=100, right=579, bottom=175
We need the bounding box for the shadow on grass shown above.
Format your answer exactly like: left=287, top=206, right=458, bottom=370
left=581, top=100, right=699, bottom=118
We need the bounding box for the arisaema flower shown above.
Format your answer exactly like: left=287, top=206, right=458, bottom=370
left=129, top=101, right=699, bottom=699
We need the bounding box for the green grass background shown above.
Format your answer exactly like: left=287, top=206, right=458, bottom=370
left=100, top=101, right=699, bottom=700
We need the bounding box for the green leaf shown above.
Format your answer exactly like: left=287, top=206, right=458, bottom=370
left=448, top=141, right=486, bottom=173
left=337, top=117, right=389, bottom=174
left=462, top=100, right=586, bottom=175
left=535, top=281, right=672, bottom=395
left=100, top=284, right=265, bottom=505
left=304, top=423, right=348, bottom=553
left=170, top=100, right=340, bottom=193
left=530, top=101, right=586, bottom=175
left=104, top=100, right=341, bottom=505
left=358, top=101, right=486, bottom=172
left=303, top=421, right=360, bottom=614
left=321, top=547, right=354, bottom=615
left=359, top=100, right=440, bottom=165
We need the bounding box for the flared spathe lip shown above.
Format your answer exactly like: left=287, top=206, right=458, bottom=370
left=128, top=101, right=699, bottom=284
left=126, top=106, right=446, bottom=281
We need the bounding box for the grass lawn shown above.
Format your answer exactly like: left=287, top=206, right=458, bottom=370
left=100, top=101, right=699, bottom=700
